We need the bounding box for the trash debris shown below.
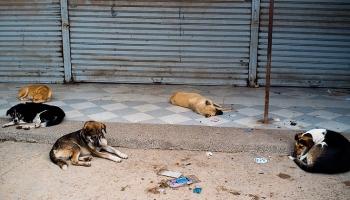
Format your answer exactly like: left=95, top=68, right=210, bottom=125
left=290, top=121, right=297, bottom=126
left=273, top=118, right=281, bottom=122
left=210, top=117, right=220, bottom=122
left=167, top=175, right=200, bottom=188
left=277, top=173, right=291, bottom=180
left=243, top=128, right=253, bottom=133
left=158, top=170, right=182, bottom=178
left=121, top=185, right=129, bottom=191
left=193, top=186, right=202, bottom=194
left=146, top=180, right=169, bottom=194
left=158, top=188, right=166, bottom=194
left=206, top=151, right=213, bottom=157
left=254, top=157, right=268, bottom=164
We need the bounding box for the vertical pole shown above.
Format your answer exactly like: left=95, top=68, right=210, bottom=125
left=60, top=0, right=72, bottom=83
left=248, top=0, right=260, bottom=87
left=263, top=0, right=274, bottom=123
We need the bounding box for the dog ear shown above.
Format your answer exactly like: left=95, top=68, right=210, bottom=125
left=294, top=133, right=303, bottom=141
left=213, top=103, right=222, bottom=108
left=205, top=100, right=211, bottom=106
left=82, top=121, right=93, bottom=133
left=102, top=123, right=107, bottom=134
left=6, top=109, right=11, bottom=116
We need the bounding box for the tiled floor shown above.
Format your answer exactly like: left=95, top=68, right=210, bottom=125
left=0, top=83, right=350, bottom=133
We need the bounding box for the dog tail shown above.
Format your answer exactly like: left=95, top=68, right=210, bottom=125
left=44, top=107, right=65, bottom=127
left=50, top=149, right=68, bottom=170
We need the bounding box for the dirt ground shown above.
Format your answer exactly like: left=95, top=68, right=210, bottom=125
left=0, top=141, right=349, bottom=200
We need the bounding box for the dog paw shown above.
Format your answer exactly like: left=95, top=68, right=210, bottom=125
left=16, top=125, right=22, bottom=129
left=2, top=125, right=8, bottom=128
left=288, top=156, right=295, bottom=160
left=85, top=156, right=93, bottom=161
left=111, top=156, right=122, bottom=163
left=86, top=162, right=92, bottom=167
left=119, top=153, right=128, bottom=159
left=61, top=165, right=68, bottom=170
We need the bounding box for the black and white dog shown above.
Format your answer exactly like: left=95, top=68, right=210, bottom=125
left=290, top=129, right=350, bottom=174
left=3, top=102, right=65, bottom=130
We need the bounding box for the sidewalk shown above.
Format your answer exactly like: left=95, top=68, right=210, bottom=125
left=0, top=83, right=350, bottom=133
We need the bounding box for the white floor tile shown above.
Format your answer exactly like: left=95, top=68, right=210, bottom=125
left=101, top=103, right=128, bottom=111
left=271, top=109, right=303, bottom=118
left=71, top=102, right=97, bottom=110
left=123, top=113, right=154, bottom=123
left=160, top=114, right=192, bottom=124
left=88, top=112, right=118, bottom=121
left=236, top=107, right=263, bottom=117
left=307, top=110, right=342, bottom=120
left=133, top=104, right=160, bottom=112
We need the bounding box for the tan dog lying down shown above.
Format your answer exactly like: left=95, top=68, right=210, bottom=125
left=170, top=92, right=223, bottom=117
left=18, top=84, right=52, bottom=103
left=50, top=121, right=128, bottom=170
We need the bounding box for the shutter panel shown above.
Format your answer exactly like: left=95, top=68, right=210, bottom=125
left=258, top=0, right=350, bottom=88
left=69, top=0, right=251, bottom=85
left=0, top=0, right=64, bottom=83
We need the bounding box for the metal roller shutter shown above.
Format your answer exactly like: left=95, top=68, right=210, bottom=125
left=69, top=0, right=251, bottom=85
left=258, top=0, right=350, bottom=88
left=0, top=0, right=64, bottom=83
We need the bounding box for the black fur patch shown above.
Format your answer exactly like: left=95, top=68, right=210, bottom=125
left=6, top=102, right=65, bottom=127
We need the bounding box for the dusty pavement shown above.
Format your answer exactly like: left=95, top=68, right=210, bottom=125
left=0, top=141, right=349, bottom=200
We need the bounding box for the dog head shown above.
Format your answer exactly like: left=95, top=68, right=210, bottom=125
left=203, top=100, right=223, bottom=118
left=6, top=107, right=23, bottom=124
left=293, top=132, right=315, bottom=158
left=81, top=121, right=108, bottom=148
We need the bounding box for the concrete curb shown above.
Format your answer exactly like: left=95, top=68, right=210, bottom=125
left=0, top=118, right=300, bottom=154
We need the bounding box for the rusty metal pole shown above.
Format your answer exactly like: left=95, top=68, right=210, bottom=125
left=263, top=0, right=274, bottom=124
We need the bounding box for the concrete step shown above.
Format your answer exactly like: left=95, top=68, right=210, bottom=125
left=0, top=118, right=299, bottom=154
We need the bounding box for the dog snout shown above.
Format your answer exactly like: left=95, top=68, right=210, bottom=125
left=14, top=118, right=18, bottom=123
left=216, top=109, right=223, bottom=115
left=99, top=138, right=108, bottom=147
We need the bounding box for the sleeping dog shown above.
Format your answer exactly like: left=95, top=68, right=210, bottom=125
left=289, top=129, right=350, bottom=174
left=170, top=92, right=223, bottom=117
left=2, top=102, right=65, bottom=130
left=50, top=121, right=128, bottom=170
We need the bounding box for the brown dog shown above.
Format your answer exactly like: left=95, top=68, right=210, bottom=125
left=50, top=121, right=128, bottom=170
left=170, top=92, right=223, bottom=117
left=18, top=84, right=52, bottom=103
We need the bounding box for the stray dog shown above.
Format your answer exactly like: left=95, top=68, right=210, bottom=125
left=18, top=84, right=52, bottom=103
left=50, top=121, right=128, bottom=170
left=2, top=102, right=65, bottom=129
left=289, top=129, right=350, bottom=174
left=170, top=92, right=223, bottom=117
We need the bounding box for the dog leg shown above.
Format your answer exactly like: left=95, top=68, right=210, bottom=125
left=16, top=124, right=36, bottom=130
left=71, top=148, right=91, bottom=167
left=2, top=121, right=16, bottom=128
left=3, top=120, right=27, bottom=128
left=91, top=151, right=122, bottom=163
left=79, top=156, right=93, bottom=162
left=102, top=146, right=128, bottom=159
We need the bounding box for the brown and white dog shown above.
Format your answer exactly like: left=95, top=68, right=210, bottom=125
left=289, top=129, right=350, bottom=174
left=18, top=84, right=52, bottom=103
left=170, top=92, right=223, bottom=117
left=50, top=121, right=128, bottom=170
